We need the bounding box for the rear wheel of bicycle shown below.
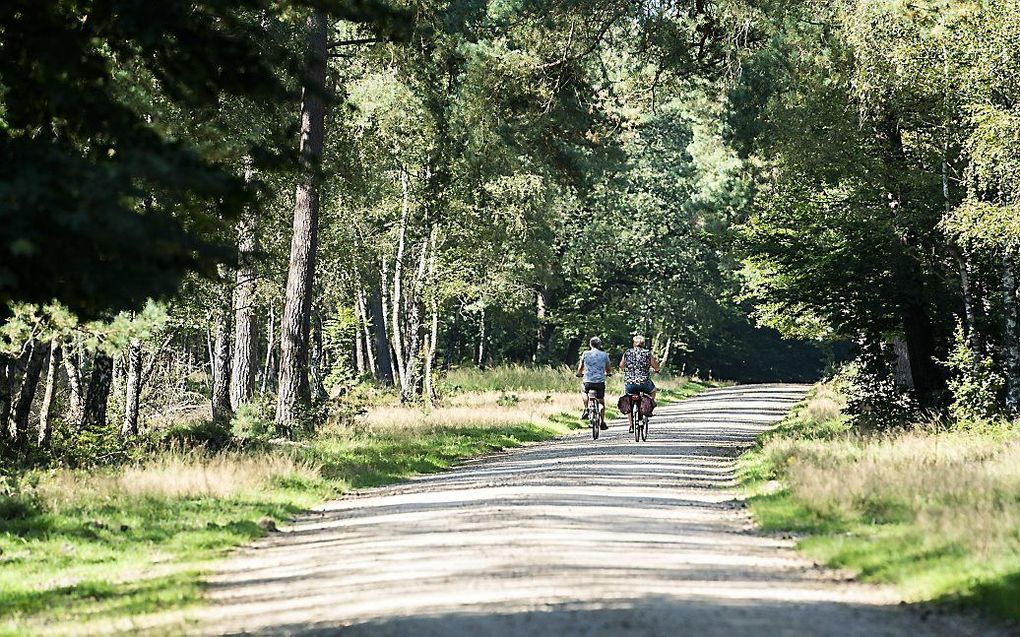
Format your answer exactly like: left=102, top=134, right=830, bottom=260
left=589, top=391, right=600, bottom=440
left=634, top=414, right=642, bottom=442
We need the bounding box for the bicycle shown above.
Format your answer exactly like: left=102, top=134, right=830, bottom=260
left=587, top=389, right=603, bottom=440
left=628, top=392, right=650, bottom=442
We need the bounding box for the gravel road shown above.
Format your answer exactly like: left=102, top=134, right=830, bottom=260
left=199, top=384, right=1006, bottom=636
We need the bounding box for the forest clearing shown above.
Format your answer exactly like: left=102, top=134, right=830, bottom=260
left=3, top=0, right=1020, bottom=635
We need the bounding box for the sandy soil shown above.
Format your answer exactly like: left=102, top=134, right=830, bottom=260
left=198, top=385, right=1008, bottom=636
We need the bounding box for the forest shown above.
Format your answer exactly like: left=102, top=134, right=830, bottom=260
left=6, top=0, right=1017, bottom=450
left=2, top=0, right=1020, bottom=633
left=1, top=0, right=840, bottom=452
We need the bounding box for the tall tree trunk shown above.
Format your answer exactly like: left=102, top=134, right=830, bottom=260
left=7, top=341, right=48, bottom=445
left=38, top=340, right=61, bottom=447
left=891, top=338, right=914, bottom=390
left=369, top=281, right=395, bottom=386
left=62, top=344, right=84, bottom=423
left=354, top=321, right=366, bottom=376
left=1003, top=256, right=1020, bottom=414
left=391, top=169, right=411, bottom=393
left=261, top=305, right=275, bottom=394
left=212, top=319, right=233, bottom=425
left=275, top=11, right=328, bottom=433
left=534, top=289, right=547, bottom=363
left=355, top=289, right=374, bottom=377
left=443, top=308, right=460, bottom=371
left=231, top=159, right=259, bottom=410
left=423, top=228, right=440, bottom=406
left=901, top=299, right=940, bottom=405
left=477, top=306, right=487, bottom=369
left=122, top=338, right=142, bottom=436
left=309, top=310, right=328, bottom=402
left=959, top=253, right=980, bottom=354
left=0, top=353, right=12, bottom=441
left=380, top=257, right=399, bottom=383
left=82, top=352, right=113, bottom=428
left=401, top=241, right=429, bottom=402
left=112, top=354, right=125, bottom=409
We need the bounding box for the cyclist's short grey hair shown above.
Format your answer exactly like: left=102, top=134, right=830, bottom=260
left=632, top=334, right=646, bottom=346
left=589, top=336, right=603, bottom=350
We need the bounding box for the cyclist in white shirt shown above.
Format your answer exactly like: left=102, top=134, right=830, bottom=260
left=576, top=336, right=611, bottom=429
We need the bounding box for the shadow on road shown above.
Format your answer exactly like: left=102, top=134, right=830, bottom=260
left=199, top=384, right=1005, bottom=637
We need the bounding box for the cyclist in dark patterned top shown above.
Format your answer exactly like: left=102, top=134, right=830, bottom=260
left=619, top=335, right=660, bottom=431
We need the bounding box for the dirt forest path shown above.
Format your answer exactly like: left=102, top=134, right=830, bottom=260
left=199, top=385, right=1003, bottom=636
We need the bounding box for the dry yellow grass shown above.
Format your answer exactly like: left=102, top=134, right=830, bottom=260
left=778, top=430, right=1020, bottom=556
left=803, top=383, right=846, bottom=424
left=360, top=391, right=581, bottom=435
left=743, top=384, right=1020, bottom=619
left=34, top=451, right=319, bottom=507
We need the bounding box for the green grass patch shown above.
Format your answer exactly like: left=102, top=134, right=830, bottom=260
left=737, top=384, right=1020, bottom=625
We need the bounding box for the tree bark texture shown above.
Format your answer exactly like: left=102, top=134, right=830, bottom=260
left=212, top=318, right=233, bottom=425
left=122, top=338, right=142, bottom=436
left=62, top=346, right=84, bottom=424
left=82, top=352, right=113, bottom=428
left=7, top=341, right=48, bottom=445
left=261, top=305, right=275, bottom=394
left=0, top=353, right=12, bottom=440
left=309, top=310, right=328, bottom=402
left=37, top=340, right=61, bottom=447
left=391, top=169, right=411, bottom=393
left=534, top=289, right=547, bottom=363
left=370, top=281, right=395, bottom=386
left=477, top=306, right=487, bottom=369
left=231, top=159, right=260, bottom=410
left=112, top=354, right=125, bottom=408
left=275, top=11, right=328, bottom=432
left=356, top=289, right=376, bottom=377
left=1003, top=256, right=1020, bottom=413
left=891, top=338, right=915, bottom=390
left=400, top=241, right=429, bottom=402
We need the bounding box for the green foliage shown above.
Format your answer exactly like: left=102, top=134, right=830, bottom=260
left=48, top=421, right=127, bottom=469
left=322, top=305, right=361, bottom=395
left=230, top=397, right=277, bottom=443
left=944, top=323, right=1005, bottom=424
left=838, top=350, right=920, bottom=432
left=152, top=419, right=232, bottom=451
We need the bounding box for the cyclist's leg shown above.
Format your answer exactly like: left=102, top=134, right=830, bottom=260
left=595, top=383, right=607, bottom=426
left=625, top=383, right=636, bottom=430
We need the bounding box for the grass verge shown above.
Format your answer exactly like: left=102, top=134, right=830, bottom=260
left=737, top=384, right=1020, bottom=624
left=2, top=372, right=713, bottom=635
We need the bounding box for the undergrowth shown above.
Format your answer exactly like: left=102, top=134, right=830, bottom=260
left=738, top=383, right=1020, bottom=625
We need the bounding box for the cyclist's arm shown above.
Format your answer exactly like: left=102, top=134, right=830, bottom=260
left=576, top=360, right=584, bottom=378
left=650, top=355, right=661, bottom=373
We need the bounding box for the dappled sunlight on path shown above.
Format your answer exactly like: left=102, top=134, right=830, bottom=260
left=197, top=385, right=1003, bottom=636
